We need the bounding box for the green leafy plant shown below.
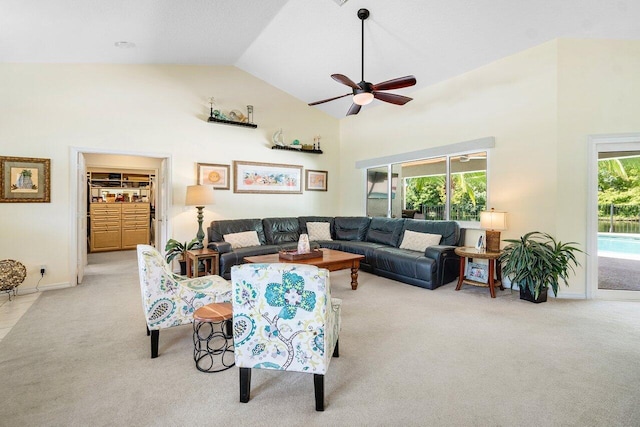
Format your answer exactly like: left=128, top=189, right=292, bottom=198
left=499, top=231, right=583, bottom=300
left=164, top=238, right=201, bottom=264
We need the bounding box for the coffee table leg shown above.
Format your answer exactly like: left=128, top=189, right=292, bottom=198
left=350, top=262, right=359, bottom=290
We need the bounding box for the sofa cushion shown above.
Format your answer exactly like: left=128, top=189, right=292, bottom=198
left=307, top=222, right=332, bottom=241
left=224, top=230, right=260, bottom=249
left=334, top=217, right=371, bottom=241
left=262, top=217, right=300, bottom=245
left=373, top=247, right=437, bottom=283
left=402, top=219, right=460, bottom=246
left=298, top=216, right=335, bottom=238
left=399, top=230, right=442, bottom=252
left=208, top=219, right=267, bottom=245
left=365, top=217, right=404, bottom=247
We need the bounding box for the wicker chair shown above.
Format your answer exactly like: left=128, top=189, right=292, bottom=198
left=0, top=260, right=27, bottom=301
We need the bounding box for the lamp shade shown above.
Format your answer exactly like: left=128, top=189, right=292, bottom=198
left=480, top=209, right=507, bottom=231
left=353, top=92, right=374, bottom=106
left=185, top=185, right=215, bottom=207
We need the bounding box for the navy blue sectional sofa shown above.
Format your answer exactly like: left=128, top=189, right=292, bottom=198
left=207, top=216, right=463, bottom=290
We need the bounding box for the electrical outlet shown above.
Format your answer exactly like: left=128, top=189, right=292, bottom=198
left=40, top=265, right=46, bottom=276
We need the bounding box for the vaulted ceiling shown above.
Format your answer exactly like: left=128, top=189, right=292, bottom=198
left=2, top=0, right=639, bottom=117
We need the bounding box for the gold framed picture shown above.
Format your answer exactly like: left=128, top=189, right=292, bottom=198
left=233, top=161, right=302, bottom=194
left=305, top=169, right=328, bottom=191
left=197, top=163, right=230, bottom=190
left=0, top=156, right=51, bottom=203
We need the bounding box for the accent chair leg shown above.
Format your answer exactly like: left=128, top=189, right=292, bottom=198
left=314, top=374, right=325, bottom=411
left=240, top=367, right=251, bottom=403
left=146, top=325, right=150, bottom=336
left=333, top=339, right=339, bottom=358
left=150, top=330, right=159, bottom=359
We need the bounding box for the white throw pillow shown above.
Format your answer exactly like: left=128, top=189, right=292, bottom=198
left=307, top=222, right=332, bottom=241
left=224, top=230, right=260, bottom=249
left=399, top=230, right=442, bottom=252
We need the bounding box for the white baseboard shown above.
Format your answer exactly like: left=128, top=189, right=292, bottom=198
left=17, top=282, right=72, bottom=295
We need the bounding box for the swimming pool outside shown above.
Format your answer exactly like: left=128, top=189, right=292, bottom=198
left=598, top=233, right=640, bottom=260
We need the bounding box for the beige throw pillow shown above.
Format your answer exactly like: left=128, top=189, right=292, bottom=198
left=399, top=230, right=442, bottom=252
left=224, top=230, right=260, bottom=249
left=307, top=222, right=332, bottom=241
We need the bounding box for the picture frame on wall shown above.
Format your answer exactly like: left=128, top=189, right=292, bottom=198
left=233, top=160, right=303, bottom=194
left=0, top=156, right=51, bottom=203
left=305, top=169, right=328, bottom=191
left=197, top=163, right=230, bottom=190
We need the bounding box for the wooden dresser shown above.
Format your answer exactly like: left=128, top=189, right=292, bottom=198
left=90, top=203, right=150, bottom=252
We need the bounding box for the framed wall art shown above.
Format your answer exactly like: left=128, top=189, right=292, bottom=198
left=305, top=169, right=328, bottom=191
left=233, top=161, right=302, bottom=194
left=197, top=163, right=230, bottom=190
left=0, top=156, right=51, bottom=203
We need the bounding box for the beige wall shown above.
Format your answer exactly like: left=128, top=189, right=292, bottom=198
left=3, top=39, right=638, bottom=297
left=339, top=39, right=640, bottom=298
left=0, top=64, right=339, bottom=291
left=556, top=39, right=640, bottom=295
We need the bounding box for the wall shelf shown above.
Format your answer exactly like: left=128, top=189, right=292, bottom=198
left=271, top=145, right=323, bottom=155
left=208, top=117, right=257, bottom=129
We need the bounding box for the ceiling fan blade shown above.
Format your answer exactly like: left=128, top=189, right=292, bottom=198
left=308, top=93, right=352, bottom=106
left=373, top=91, right=413, bottom=105
left=372, top=75, right=417, bottom=91
left=346, top=103, right=362, bottom=116
left=332, top=74, right=360, bottom=90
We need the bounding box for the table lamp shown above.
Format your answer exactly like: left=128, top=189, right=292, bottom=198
left=480, top=208, right=507, bottom=253
left=185, top=185, right=215, bottom=246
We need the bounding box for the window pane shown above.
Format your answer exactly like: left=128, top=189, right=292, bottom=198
left=449, top=152, right=487, bottom=221
left=367, top=166, right=389, bottom=217
left=401, top=157, right=446, bottom=220
left=390, top=164, right=402, bottom=218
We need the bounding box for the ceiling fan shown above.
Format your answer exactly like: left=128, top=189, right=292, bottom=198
left=308, top=8, right=417, bottom=116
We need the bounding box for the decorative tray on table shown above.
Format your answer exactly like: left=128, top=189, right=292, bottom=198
left=278, top=249, right=323, bottom=260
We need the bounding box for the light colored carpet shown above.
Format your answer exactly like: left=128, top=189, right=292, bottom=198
left=1, top=250, right=639, bottom=426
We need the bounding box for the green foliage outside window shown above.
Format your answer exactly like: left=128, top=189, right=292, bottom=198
left=598, top=157, right=640, bottom=216
left=405, top=172, right=487, bottom=220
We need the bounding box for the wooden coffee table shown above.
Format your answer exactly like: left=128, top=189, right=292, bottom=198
left=243, top=248, right=365, bottom=290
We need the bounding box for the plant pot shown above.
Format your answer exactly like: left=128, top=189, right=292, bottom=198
left=519, top=286, right=548, bottom=303
left=179, top=260, right=187, bottom=276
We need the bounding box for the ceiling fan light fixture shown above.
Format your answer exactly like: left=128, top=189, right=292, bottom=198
left=353, top=92, right=374, bottom=105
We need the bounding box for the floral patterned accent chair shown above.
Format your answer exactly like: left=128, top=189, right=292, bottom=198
left=231, top=263, right=342, bottom=411
left=0, top=259, right=27, bottom=301
left=136, top=245, right=232, bottom=358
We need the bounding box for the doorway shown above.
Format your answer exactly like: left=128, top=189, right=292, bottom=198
left=588, top=133, right=640, bottom=300
left=70, top=148, right=172, bottom=285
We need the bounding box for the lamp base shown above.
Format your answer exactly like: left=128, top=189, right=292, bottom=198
left=485, top=230, right=501, bottom=253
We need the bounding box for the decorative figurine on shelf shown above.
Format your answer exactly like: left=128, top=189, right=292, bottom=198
left=247, top=105, right=254, bottom=123
left=208, top=97, right=216, bottom=120
left=272, top=129, right=285, bottom=146
left=314, top=135, right=321, bottom=151
left=213, top=110, right=228, bottom=120
left=297, top=234, right=311, bottom=254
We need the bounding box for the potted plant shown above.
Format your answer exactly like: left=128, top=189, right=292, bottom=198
left=164, top=238, right=201, bottom=275
left=499, top=231, right=582, bottom=303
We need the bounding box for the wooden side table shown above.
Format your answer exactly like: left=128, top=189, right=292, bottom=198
left=185, top=248, right=219, bottom=278
left=454, top=247, right=504, bottom=298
